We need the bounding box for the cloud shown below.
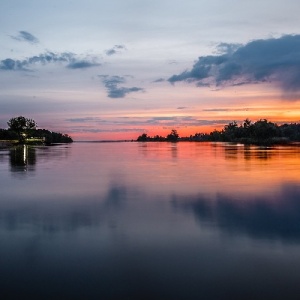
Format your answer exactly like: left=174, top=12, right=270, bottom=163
left=145, top=116, right=229, bottom=127
left=202, top=108, right=250, bottom=112
left=99, top=75, right=144, bottom=98
left=66, top=61, right=101, bottom=69
left=0, top=58, right=26, bottom=71
left=168, top=34, right=300, bottom=96
left=153, top=78, right=165, bottom=83
left=11, top=30, right=39, bottom=44
left=0, top=51, right=73, bottom=71
left=0, top=51, right=101, bottom=71
left=105, top=45, right=126, bottom=56
left=65, top=115, right=228, bottom=129
left=71, top=128, right=144, bottom=133
left=65, top=117, right=101, bottom=123
left=215, top=42, right=242, bottom=55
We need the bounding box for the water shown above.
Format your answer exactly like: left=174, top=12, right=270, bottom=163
left=1, top=142, right=300, bottom=299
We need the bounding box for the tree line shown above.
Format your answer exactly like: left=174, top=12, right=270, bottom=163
left=137, top=119, right=300, bottom=145
left=1, top=116, right=73, bottom=144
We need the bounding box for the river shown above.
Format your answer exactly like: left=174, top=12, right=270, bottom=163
left=1, top=142, right=300, bottom=299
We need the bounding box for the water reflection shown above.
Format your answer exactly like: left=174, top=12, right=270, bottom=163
left=7, top=144, right=71, bottom=177
left=1, top=175, right=300, bottom=245
left=1, top=142, right=300, bottom=299
left=10, top=145, right=36, bottom=174
left=223, top=143, right=274, bottom=160
left=172, top=183, right=300, bottom=242
left=0, top=184, right=130, bottom=233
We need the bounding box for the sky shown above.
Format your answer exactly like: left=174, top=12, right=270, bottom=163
left=1, top=0, right=300, bottom=140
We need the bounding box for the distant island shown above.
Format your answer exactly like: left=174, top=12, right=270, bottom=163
left=0, top=116, right=73, bottom=146
left=137, top=119, right=300, bottom=145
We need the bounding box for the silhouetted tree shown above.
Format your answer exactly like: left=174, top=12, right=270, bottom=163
left=7, top=116, right=37, bottom=143
left=137, top=133, right=149, bottom=141
left=166, top=129, right=179, bottom=142
left=0, top=129, right=18, bottom=140
left=252, top=119, right=279, bottom=141
left=31, top=129, right=73, bottom=144
left=280, top=123, right=300, bottom=141
left=209, top=129, right=225, bottom=141
left=136, top=119, right=300, bottom=145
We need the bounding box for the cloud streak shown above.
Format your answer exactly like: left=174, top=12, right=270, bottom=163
left=169, top=34, right=300, bottom=96
left=11, top=30, right=39, bottom=44
left=105, top=45, right=126, bottom=56
left=99, top=75, right=143, bottom=98
left=0, top=52, right=101, bottom=71
left=66, top=60, right=101, bottom=69
left=66, top=115, right=229, bottom=128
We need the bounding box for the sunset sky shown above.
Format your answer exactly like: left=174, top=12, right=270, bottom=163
left=1, top=0, right=300, bottom=140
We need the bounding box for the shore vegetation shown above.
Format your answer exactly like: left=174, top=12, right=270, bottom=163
left=1, top=116, right=73, bottom=145
left=137, top=119, right=300, bottom=145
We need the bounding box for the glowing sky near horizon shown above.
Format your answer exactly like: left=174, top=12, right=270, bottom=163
left=1, top=0, right=300, bottom=140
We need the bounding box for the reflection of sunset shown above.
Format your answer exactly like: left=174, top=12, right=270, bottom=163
left=127, top=142, right=300, bottom=200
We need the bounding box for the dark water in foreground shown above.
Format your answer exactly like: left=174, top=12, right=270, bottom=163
left=1, top=142, right=300, bottom=299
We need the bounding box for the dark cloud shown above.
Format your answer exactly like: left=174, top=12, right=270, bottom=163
left=0, top=52, right=73, bottom=71
left=0, top=58, right=26, bottom=71
left=105, top=45, right=126, bottom=56
left=11, top=30, right=39, bottom=44
left=168, top=35, right=300, bottom=96
left=99, top=75, right=143, bottom=98
left=67, top=61, right=101, bottom=69
left=0, top=52, right=100, bottom=71
left=177, top=106, right=187, bottom=110
left=153, top=78, right=165, bottom=83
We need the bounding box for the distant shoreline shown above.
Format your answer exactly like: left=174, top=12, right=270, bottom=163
left=74, top=140, right=300, bottom=147
left=74, top=140, right=135, bottom=143
left=2, top=140, right=300, bottom=149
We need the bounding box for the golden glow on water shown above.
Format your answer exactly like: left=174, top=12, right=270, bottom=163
left=123, top=142, right=300, bottom=200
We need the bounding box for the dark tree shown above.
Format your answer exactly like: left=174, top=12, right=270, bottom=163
left=252, top=119, right=279, bottom=141
left=7, top=116, right=37, bottom=143
left=166, top=129, right=179, bottom=142
left=137, top=133, right=149, bottom=142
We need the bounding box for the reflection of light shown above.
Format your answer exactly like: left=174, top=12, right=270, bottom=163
left=22, top=145, right=27, bottom=165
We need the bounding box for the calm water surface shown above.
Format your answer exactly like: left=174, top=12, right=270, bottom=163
left=1, top=142, right=300, bottom=299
